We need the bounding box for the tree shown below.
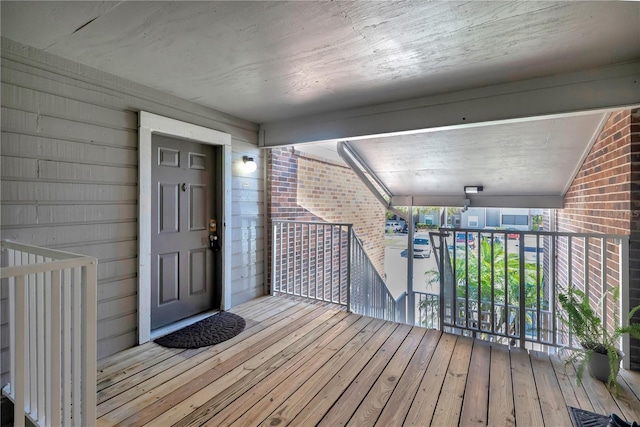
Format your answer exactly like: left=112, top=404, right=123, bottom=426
left=424, top=238, right=546, bottom=336
left=531, top=214, right=543, bottom=231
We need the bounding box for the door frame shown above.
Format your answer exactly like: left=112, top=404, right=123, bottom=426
left=138, top=111, right=232, bottom=344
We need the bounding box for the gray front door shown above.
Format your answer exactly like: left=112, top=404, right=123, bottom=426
left=151, top=134, right=216, bottom=329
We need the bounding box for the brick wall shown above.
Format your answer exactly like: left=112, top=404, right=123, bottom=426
left=268, top=147, right=386, bottom=280
left=556, top=109, right=640, bottom=370
left=629, top=110, right=640, bottom=370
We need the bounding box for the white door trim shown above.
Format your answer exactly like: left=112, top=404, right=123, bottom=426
left=138, top=111, right=232, bottom=345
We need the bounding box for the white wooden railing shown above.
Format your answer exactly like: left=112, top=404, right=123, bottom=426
left=0, top=241, right=98, bottom=427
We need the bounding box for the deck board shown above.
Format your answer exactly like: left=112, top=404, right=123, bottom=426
left=229, top=316, right=382, bottom=426
left=174, top=311, right=352, bottom=427
left=115, top=303, right=332, bottom=426
left=96, top=296, right=640, bottom=427
left=430, top=335, right=473, bottom=426
left=403, top=333, right=457, bottom=426
left=289, top=321, right=399, bottom=426
left=459, top=339, right=490, bottom=426
left=203, top=313, right=365, bottom=427
left=375, top=328, right=442, bottom=426
left=346, top=327, right=427, bottom=427
left=97, top=301, right=316, bottom=423
left=530, top=350, right=573, bottom=426
left=318, top=323, right=412, bottom=426
left=510, top=347, right=544, bottom=427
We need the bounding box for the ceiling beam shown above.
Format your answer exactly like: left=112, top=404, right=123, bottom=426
left=259, top=61, right=640, bottom=147
left=392, top=195, right=564, bottom=209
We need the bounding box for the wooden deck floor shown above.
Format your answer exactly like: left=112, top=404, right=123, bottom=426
left=96, top=296, right=640, bottom=426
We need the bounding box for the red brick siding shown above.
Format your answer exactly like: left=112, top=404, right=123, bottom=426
left=268, top=147, right=386, bottom=281
left=556, top=110, right=640, bottom=369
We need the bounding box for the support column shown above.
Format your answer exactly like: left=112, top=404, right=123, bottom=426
left=407, top=205, right=415, bottom=325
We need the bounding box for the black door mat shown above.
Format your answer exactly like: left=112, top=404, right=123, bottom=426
left=155, top=311, right=246, bottom=349
left=569, top=406, right=610, bottom=427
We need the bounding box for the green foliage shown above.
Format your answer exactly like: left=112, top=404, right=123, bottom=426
left=531, top=215, right=543, bottom=231
left=416, top=223, right=439, bottom=230
left=424, top=238, right=545, bottom=332
left=558, top=286, right=640, bottom=391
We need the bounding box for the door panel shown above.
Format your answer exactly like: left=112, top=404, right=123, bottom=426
left=159, top=183, right=179, bottom=233
left=151, top=134, right=217, bottom=329
left=158, top=252, right=179, bottom=304
left=189, top=184, right=206, bottom=231
left=189, top=249, right=207, bottom=295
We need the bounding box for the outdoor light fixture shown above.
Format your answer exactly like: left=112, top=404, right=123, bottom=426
left=464, top=186, right=483, bottom=194
left=242, top=156, right=257, bottom=173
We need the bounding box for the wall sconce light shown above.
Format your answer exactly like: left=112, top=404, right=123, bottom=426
left=242, top=156, right=257, bottom=173
left=464, top=185, right=483, bottom=194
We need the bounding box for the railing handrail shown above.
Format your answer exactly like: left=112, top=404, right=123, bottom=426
left=1, top=240, right=98, bottom=427
left=421, top=228, right=629, bottom=362
left=0, top=240, right=97, bottom=260
left=272, top=219, right=354, bottom=227
left=272, top=219, right=403, bottom=323
left=0, top=241, right=97, bottom=278
left=438, top=227, right=629, bottom=240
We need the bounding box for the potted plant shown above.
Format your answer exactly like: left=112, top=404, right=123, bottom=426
left=558, top=286, right=640, bottom=390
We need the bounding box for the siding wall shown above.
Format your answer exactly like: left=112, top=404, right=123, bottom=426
left=0, top=37, right=264, bottom=387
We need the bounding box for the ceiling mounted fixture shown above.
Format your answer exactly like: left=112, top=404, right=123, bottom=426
left=464, top=186, right=484, bottom=194
left=242, top=156, right=257, bottom=173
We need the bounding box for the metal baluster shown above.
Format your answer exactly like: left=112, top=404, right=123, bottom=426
left=271, top=223, right=276, bottom=296
left=504, top=233, right=509, bottom=339
left=490, top=233, right=495, bottom=334
left=551, top=235, right=557, bottom=347
left=465, top=233, right=469, bottom=330
left=536, top=234, right=541, bottom=343
left=568, top=236, right=573, bottom=347
left=477, top=232, right=482, bottom=332
left=601, top=238, right=608, bottom=332
left=347, top=226, right=352, bottom=311
left=294, top=223, right=298, bottom=296
left=619, top=237, right=630, bottom=369
left=519, top=233, right=526, bottom=348
left=584, top=237, right=590, bottom=302
left=338, top=226, right=342, bottom=304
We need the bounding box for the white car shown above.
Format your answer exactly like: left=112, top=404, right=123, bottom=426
left=400, top=234, right=432, bottom=258
left=385, top=221, right=401, bottom=232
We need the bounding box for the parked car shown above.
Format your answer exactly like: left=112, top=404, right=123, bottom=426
left=455, top=232, right=476, bottom=249
left=481, top=231, right=503, bottom=244
left=401, top=223, right=418, bottom=233
left=506, top=229, right=520, bottom=239
left=385, top=221, right=401, bottom=232
left=400, top=234, right=432, bottom=258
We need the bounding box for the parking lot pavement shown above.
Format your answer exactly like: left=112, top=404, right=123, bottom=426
left=384, top=235, right=439, bottom=299
left=383, top=233, right=545, bottom=299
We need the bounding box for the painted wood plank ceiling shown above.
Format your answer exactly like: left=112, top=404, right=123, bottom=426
left=2, top=1, right=639, bottom=123
left=2, top=1, right=639, bottom=205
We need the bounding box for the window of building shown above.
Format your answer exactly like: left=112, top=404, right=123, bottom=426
left=468, top=216, right=479, bottom=227
left=425, top=215, right=434, bottom=225
left=502, top=214, right=528, bottom=226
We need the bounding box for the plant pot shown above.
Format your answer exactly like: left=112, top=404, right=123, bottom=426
left=587, top=350, right=623, bottom=383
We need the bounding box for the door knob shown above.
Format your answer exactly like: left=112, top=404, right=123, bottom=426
left=182, top=183, right=187, bottom=192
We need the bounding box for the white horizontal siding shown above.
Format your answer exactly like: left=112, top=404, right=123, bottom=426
left=229, top=140, right=266, bottom=306
left=0, top=36, right=263, bottom=391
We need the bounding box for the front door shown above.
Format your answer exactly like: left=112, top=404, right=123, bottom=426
left=151, top=134, right=217, bottom=329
